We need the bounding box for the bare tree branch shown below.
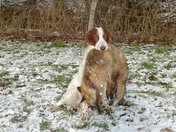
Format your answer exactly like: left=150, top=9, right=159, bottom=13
left=88, top=0, right=98, bottom=31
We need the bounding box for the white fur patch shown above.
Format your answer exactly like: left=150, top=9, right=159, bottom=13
left=55, top=73, right=82, bottom=108
left=55, top=45, right=94, bottom=108
left=77, top=45, right=94, bottom=84
left=95, top=27, right=108, bottom=51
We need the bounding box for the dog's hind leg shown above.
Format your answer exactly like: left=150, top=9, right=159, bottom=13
left=113, top=77, right=127, bottom=106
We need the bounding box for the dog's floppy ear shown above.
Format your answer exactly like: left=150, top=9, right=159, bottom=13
left=103, top=27, right=112, bottom=44
left=84, top=27, right=98, bottom=47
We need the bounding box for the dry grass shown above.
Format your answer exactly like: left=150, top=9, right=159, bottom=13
left=0, top=0, right=175, bottom=44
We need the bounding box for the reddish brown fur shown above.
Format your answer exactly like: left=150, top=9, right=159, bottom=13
left=102, top=28, right=112, bottom=44
left=85, top=28, right=99, bottom=47
left=79, top=45, right=129, bottom=112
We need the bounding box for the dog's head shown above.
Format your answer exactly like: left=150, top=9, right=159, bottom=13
left=85, top=27, right=112, bottom=51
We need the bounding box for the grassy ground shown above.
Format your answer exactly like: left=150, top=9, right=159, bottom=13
left=0, top=40, right=175, bottom=131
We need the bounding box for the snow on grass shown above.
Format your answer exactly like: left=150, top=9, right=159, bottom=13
left=0, top=40, right=176, bottom=132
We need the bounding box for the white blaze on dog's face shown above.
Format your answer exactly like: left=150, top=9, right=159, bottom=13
left=85, top=27, right=112, bottom=51
left=95, top=27, right=108, bottom=51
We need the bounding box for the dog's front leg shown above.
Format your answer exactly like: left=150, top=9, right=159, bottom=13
left=101, top=83, right=109, bottom=107
left=80, top=101, right=92, bottom=120
left=100, top=83, right=112, bottom=113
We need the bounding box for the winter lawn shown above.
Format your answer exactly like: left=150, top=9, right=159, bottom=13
left=0, top=40, right=176, bottom=132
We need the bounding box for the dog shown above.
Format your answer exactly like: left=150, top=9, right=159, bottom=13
left=78, top=27, right=129, bottom=119
left=52, top=27, right=128, bottom=120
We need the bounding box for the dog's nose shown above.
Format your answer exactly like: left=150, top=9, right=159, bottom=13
left=100, top=46, right=106, bottom=51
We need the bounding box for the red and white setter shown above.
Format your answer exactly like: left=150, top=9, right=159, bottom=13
left=53, top=27, right=128, bottom=120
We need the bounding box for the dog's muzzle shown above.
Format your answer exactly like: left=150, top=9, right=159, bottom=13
left=100, top=46, right=106, bottom=51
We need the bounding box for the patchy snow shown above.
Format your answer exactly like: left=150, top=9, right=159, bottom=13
left=0, top=40, right=176, bottom=132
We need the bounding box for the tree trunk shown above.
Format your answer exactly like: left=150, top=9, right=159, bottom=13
left=88, top=0, right=98, bottom=31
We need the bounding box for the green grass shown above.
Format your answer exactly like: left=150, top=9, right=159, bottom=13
left=2, top=47, right=16, bottom=51
left=54, top=64, right=78, bottom=74
left=0, top=46, right=3, bottom=50
left=135, top=82, right=144, bottom=87
left=50, top=75, right=71, bottom=84
left=91, top=121, right=109, bottom=131
left=165, top=109, right=176, bottom=121
left=55, top=95, right=62, bottom=102
left=40, top=120, right=51, bottom=130
left=0, top=81, right=11, bottom=88
left=148, top=72, right=158, bottom=81
left=164, top=63, right=173, bottom=70
left=51, top=128, right=68, bottom=132
left=10, top=115, right=27, bottom=123
left=0, top=72, right=12, bottom=88
left=0, top=72, right=19, bottom=88
left=59, top=106, right=76, bottom=116
left=132, top=90, right=163, bottom=97
left=149, top=57, right=157, bottom=63
left=40, top=43, right=49, bottom=49
left=129, top=72, right=141, bottom=79
left=22, top=99, right=34, bottom=114
left=131, top=43, right=141, bottom=50
left=73, top=121, right=109, bottom=131
left=141, top=62, right=155, bottom=69
left=0, top=71, right=9, bottom=77
left=155, top=46, right=169, bottom=54
left=52, top=40, right=67, bottom=48
left=159, top=82, right=172, bottom=91
left=23, top=106, right=31, bottom=114
left=171, top=73, right=176, bottom=79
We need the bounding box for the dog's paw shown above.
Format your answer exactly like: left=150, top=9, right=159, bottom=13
left=50, top=100, right=64, bottom=112
left=81, top=111, right=90, bottom=120
left=112, top=99, right=120, bottom=106
left=105, top=106, right=112, bottom=115
left=113, top=98, right=126, bottom=106
left=100, top=105, right=112, bottom=115
left=50, top=104, right=59, bottom=112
